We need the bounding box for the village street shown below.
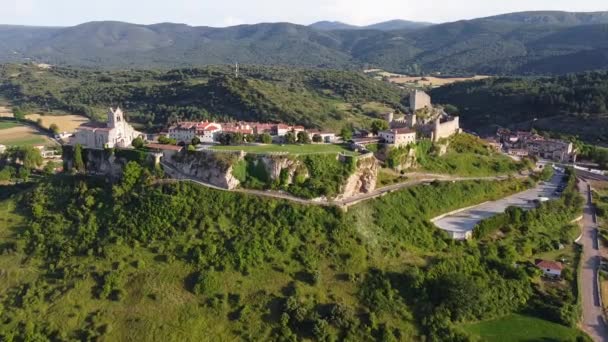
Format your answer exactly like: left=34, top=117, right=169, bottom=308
left=578, top=180, right=608, bottom=342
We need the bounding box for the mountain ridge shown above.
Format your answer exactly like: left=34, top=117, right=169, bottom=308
left=0, top=11, right=607, bottom=74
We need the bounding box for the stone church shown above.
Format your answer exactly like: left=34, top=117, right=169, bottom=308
left=74, top=107, right=142, bottom=149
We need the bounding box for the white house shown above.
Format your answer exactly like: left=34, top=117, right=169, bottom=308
left=535, top=260, right=563, bottom=278
left=0, top=144, right=6, bottom=154
left=379, top=128, right=417, bottom=148
left=309, top=131, right=338, bottom=143
left=74, top=107, right=142, bottom=149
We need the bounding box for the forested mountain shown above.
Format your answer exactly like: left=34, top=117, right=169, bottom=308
left=0, top=64, right=405, bottom=130
left=431, top=71, right=608, bottom=142
left=0, top=11, right=607, bottom=74
left=309, top=19, right=432, bottom=31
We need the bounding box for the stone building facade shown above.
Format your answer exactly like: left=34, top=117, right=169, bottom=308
left=379, top=128, right=417, bottom=147
left=74, top=107, right=142, bottom=149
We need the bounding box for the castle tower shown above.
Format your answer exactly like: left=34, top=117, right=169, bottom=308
left=386, top=112, right=394, bottom=123
left=410, top=90, right=432, bottom=112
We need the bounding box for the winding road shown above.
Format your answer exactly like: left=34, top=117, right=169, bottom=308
left=578, top=180, right=608, bottom=342
left=159, top=161, right=524, bottom=209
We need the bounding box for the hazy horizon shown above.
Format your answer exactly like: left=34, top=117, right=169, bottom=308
left=1, top=0, right=607, bottom=28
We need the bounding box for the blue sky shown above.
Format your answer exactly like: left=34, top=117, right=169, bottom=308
left=1, top=0, right=607, bottom=27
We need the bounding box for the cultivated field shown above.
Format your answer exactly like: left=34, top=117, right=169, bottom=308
left=0, top=106, right=12, bottom=118
left=0, top=124, right=55, bottom=147
left=0, top=106, right=89, bottom=132
left=389, top=75, right=489, bottom=87
left=26, top=113, right=89, bottom=132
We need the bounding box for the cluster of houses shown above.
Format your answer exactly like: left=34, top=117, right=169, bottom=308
left=166, top=121, right=338, bottom=144
left=494, top=129, right=577, bottom=163
left=73, top=90, right=460, bottom=152
left=354, top=90, right=461, bottom=149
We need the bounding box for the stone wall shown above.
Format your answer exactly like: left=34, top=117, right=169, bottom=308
left=433, top=117, right=461, bottom=142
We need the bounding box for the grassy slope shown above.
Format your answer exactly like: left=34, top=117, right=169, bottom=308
left=463, top=314, right=587, bottom=341
left=416, top=134, right=527, bottom=177
left=0, top=174, right=588, bottom=340
left=0, top=121, right=19, bottom=129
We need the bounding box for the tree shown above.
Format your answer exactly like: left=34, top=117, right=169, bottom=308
left=312, top=134, right=323, bottom=143
left=158, top=135, right=177, bottom=145
left=297, top=131, right=311, bottom=144
left=43, top=161, right=58, bottom=175
left=370, top=120, right=389, bottom=135
left=191, top=136, right=201, bottom=146
left=285, top=131, right=297, bottom=144
left=260, top=133, right=273, bottom=144
left=9, top=146, right=43, bottom=170
left=74, top=144, right=85, bottom=172
left=340, top=127, right=353, bottom=141
left=132, top=137, right=145, bottom=149
left=443, top=104, right=459, bottom=115
left=49, top=123, right=59, bottom=135
left=12, top=107, right=25, bottom=121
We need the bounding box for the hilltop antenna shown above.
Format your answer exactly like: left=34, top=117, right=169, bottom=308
left=234, top=61, right=239, bottom=78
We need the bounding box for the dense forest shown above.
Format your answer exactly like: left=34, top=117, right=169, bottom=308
left=432, top=71, right=608, bottom=143
left=0, top=11, right=607, bottom=74
left=0, top=160, right=589, bottom=341
left=0, top=64, right=405, bottom=131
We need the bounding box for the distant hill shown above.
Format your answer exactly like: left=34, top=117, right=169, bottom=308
left=309, top=19, right=432, bottom=31
left=363, top=19, right=433, bottom=31
left=0, top=64, right=406, bottom=130
left=431, top=71, right=608, bottom=143
left=0, top=11, right=607, bottom=74
left=309, top=21, right=359, bottom=31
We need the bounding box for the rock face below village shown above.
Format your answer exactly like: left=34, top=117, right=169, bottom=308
left=336, top=154, right=379, bottom=200
left=63, top=146, right=380, bottom=200
left=168, top=150, right=243, bottom=189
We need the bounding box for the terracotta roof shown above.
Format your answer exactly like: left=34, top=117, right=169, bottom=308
left=383, top=128, right=416, bottom=135
left=146, top=143, right=183, bottom=151
left=535, top=260, right=563, bottom=271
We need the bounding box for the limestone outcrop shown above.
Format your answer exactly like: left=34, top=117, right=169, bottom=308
left=336, top=154, right=379, bottom=200
left=168, top=150, right=243, bottom=189
left=259, top=155, right=309, bottom=186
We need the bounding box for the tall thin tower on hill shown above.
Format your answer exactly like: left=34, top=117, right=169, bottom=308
left=235, top=62, right=239, bottom=78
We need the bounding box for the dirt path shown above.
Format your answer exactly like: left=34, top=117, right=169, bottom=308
left=160, top=161, right=524, bottom=209
left=578, top=180, right=608, bottom=342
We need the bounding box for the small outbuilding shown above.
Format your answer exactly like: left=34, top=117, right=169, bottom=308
left=535, top=260, right=563, bottom=278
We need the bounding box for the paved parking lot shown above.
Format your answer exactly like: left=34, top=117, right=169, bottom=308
left=433, top=171, right=564, bottom=239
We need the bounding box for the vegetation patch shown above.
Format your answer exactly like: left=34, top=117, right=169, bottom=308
left=463, top=314, right=589, bottom=342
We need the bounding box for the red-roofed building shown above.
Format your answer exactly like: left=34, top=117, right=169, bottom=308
left=379, top=128, right=417, bottom=147
left=535, top=260, right=563, bottom=278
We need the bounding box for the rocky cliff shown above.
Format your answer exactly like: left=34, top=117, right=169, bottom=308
left=336, top=154, right=379, bottom=200
left=62, top=146, right=155, bottom=180
left=168, top=150, right=244, bottom=189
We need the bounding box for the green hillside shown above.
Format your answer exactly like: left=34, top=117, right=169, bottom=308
left=0, top=64, right=405, bottom=131
left=431, top=71, right=608, bottom=143
left=0, top=163, right=588, bottom=341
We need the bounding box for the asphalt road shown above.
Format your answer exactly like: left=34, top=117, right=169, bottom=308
left=433, top=170, right=563, bottom=238
left=578, top=180, right=608, bottom=342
